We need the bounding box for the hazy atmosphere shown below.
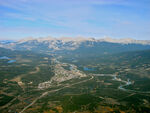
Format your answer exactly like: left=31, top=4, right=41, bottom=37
left=0, top=0, right=150, bottom=40
left=1, top=1, right=150, bottom=113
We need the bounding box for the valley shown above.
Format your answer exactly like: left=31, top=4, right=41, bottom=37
left=1, top=0, right=150, bottom=112
left=0, top=38, right=150, bottom=113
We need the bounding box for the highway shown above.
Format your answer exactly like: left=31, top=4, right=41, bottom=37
left=19, top=75, right=94, bottom=113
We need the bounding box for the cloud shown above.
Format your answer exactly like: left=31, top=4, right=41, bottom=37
left=0, top=0, right=127, bottom=27
left=0, top=0, right=150, bottom=40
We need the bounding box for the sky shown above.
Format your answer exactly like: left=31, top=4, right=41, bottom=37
left=0, top=0, right=150, bottom=40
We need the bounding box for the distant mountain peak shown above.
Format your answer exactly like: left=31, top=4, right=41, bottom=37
left=18, top=37, right=35, bottom=43
left=16, top=36, right=150, bottom=45
left=1, top=36, right=150, bottom=52
left=99, top=37, right=136, bottom=44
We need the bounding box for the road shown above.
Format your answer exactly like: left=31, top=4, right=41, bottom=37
left=19, top=76, right=94, bottom=113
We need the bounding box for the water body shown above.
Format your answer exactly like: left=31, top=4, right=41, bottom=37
left=8, top=60, right=16, bottom=63
left=95, top=74, right=150, bottom=93
left=0, top=56, right=16, bottom=63
left=0, top=56, right=10, bottom=60
left=118, top=79, right=132, bottom=91
left=111, top=75, right=132, bottom=91
left=83, top=67, right=95, bottom=71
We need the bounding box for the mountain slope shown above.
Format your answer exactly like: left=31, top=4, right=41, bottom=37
left=1, top=37, right=150, bottom=56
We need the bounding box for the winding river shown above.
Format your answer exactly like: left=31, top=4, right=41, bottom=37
left=111, top=75, right=132, bottom=91
left=112, top=75, right=150, bottom=93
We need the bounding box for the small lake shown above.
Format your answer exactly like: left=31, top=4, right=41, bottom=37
left=0, top=56, right=10, bottom=60
left=83, top=67, right=95, bottom=71
left=0, top=56, right=16, bottom=63
left=8, top=60, right=16, bottom=63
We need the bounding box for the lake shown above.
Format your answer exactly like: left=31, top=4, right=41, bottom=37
left=8, top=60, right=16, bottom=63
left=0, top=56, right=10, bottom=60
left=83, top=67, right=95, bottom=71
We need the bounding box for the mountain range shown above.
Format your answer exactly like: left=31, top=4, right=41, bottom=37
left=1, top=37, right=150, bottom=55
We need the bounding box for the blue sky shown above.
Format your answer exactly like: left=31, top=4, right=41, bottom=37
left=0, top=0, right=150, bottom=40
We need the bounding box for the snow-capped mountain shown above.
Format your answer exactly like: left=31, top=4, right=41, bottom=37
left=0, top=40, right=16, bottom=44
left=1, top=37, right=150, bottom=54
